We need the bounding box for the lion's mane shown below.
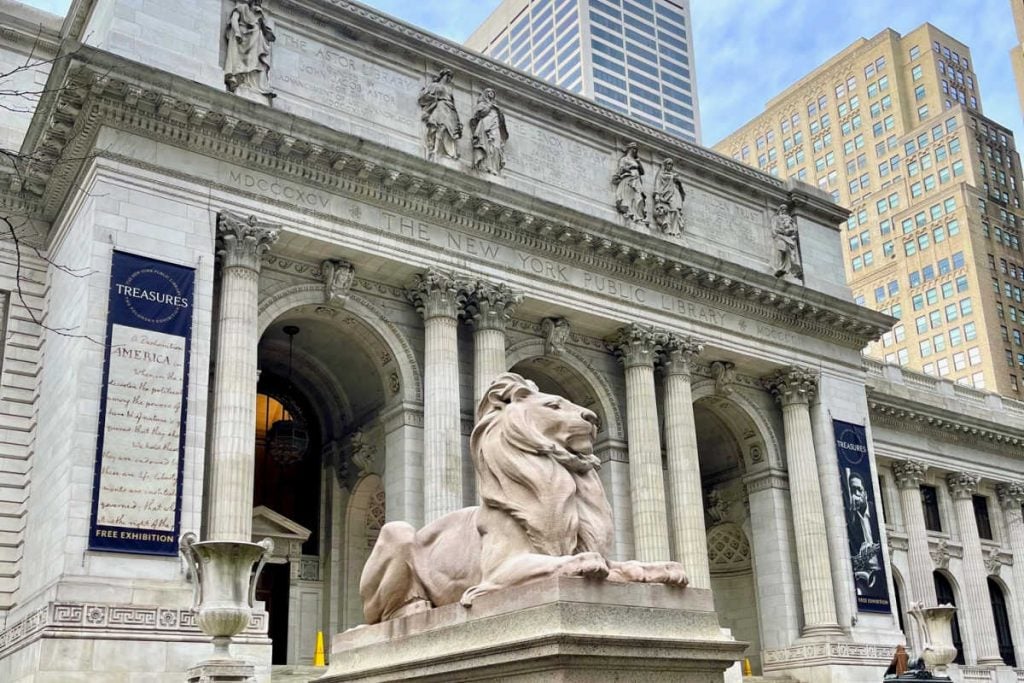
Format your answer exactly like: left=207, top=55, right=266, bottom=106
left=469, top=373, right=614, bottom=557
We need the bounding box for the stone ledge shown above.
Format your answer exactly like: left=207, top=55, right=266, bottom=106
left=321, top=576, right=746, bottom=682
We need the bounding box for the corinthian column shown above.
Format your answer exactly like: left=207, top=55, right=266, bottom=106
left=891, top=460, right=937, bottom=607
left=947, top=472, right=1002, bottom=665
left=613, top=324, right=670, bottom=563
left=465, top=280, right=521, bottom=408
left=207, top=212, right=278, bottom=541
left=408, top=270, right=466, bottom=523
left=763, top=367, right=842, bottom=636
left=996, top=482, right=1024, bottom=638
left=661, top=334, right=709, bottom=588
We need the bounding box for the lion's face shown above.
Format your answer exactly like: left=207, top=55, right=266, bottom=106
left=474, top=374, right=601, bottom=474
left=507, top=390, right=598, bottom=463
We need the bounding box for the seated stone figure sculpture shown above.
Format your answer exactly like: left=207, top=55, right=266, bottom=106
left=360, top=373, right=688, bottom=624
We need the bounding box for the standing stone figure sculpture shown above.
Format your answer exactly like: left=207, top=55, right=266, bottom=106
left=612, top=142, right=647, bottom=226
left=418, top=68, right=462, bottom=160
left=224, top=0, right=276, bottom=101
left=360, top=373, right=687, bottom=623
left=469, top=88, right=509, bottom=175
left=771, top=202, right=803, bottom=278
left=652, top=158, right=686, bottom=236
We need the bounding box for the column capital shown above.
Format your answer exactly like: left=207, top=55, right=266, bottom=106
left=406, top=269, right=467, bottom=320
left=611, top=323, right=662, bottom=368
left=216, top=211, right=279, bottom=272
left=946, top=471, right=980, bottom=500
left=464, top=280, right=522, bottom=331
left=996, top=482, right=1024, bottom=510
left=660, top=333, right=703, bottom=378
left=762, top=366, right=818, bottom=406
left=892, top=459, right=927, bottom=490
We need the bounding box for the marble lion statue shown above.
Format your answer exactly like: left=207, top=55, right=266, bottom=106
left=360, top=372, right=688, bottom=624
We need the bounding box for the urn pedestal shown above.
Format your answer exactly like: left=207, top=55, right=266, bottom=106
left=180, top=533, right=274, bottom=683
left=908, top=603, right=958, bottom=678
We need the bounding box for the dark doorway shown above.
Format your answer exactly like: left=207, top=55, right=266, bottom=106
left=255, top=562, right=290, bottom=665
left=934, top=572, right=965, bottom=665
left=988, top=578, right=1017, bottom=667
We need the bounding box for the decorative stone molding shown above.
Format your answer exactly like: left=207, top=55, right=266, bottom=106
left=216, top=211, right=279, bottom=271
left=930, top=539, right=957, bottom=569
left=350, top=430, right=376, bottom=477
left=706, top=523, right=751, bottom=575
left=983, top=549, right=1007, bottom=577
left=16, top=62, right=890, bottom=350
left=743, top=468, right=789, bottom=494
left=708, top=360, right=736, bottom=395
left=946, top=472, right=980, bottom=500
left=406, top=269, right=467, bottom=320
left=996, top=482, right=1024, bottom=510
left=762, top=642, right=894, bottom=670
left=868, top=396, right=1024, bottom=457
left=762, top=366, right=818, bottom=406
left=660, top=333, right=703, bottom=379
left=321, top=258, right=355, bottom=305
left=705, top=488, right=729, bottom=525
left=299, top=556, right=320, bottom=582
left=0, top=601, right=268, bottom=659
left=891, top=459, right=927, bottom=490
left=463, top=280, right=522, bottom=331
left=610, top=323, right=662, bottom=368
left=540, top=317, right=571, bottom=356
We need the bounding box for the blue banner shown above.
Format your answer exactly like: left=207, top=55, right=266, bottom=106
left=89, top=251, right=194, bottom=555
left=834, top=419, right=890, bottom=613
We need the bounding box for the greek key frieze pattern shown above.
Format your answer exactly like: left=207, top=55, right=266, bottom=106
left=0, top=602, right=268, bottom=657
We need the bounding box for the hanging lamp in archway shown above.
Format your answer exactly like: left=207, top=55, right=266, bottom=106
left=266, top=325, right=310, bottom=466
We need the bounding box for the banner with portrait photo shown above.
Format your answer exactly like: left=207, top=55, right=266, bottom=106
left=89, top=251, right=194, bottom=555
left=833, top=419, right=890, bottom=613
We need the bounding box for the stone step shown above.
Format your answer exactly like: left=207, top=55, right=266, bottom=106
left=271, top=664, right=327, bottom=682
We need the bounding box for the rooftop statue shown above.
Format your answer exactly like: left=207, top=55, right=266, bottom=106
left=359, top=373, right=688, bottom=623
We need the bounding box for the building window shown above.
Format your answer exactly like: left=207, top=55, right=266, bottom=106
left=935, top=573, right=966, bottom=665
left=973, top=495, right=993, bottom=540
left=989, top=578, right=1018, bottom=666
left=921, top=485, right=942, bottom=531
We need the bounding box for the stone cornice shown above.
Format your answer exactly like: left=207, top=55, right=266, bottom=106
left=6, top=54, right=891, bottom=350
left=868, top=391, right=1024, bottom=455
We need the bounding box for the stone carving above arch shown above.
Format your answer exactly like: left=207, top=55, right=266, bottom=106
left=505, top=337, right=624, bottom=441
left=257, top=283, right=422, bottom=403
left=707, top=522, right=752, bottom=575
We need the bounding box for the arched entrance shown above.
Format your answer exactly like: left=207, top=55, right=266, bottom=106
left=690, top=383, right=780, bottom=676
left=252, top=286, right=419, bottom=664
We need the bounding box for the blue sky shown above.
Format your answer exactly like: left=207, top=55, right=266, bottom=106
left=17, top=1, right=1024, bottom=147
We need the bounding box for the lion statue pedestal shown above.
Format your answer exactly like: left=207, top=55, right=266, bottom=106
left=319, top=374, right=745, bottom=681
left=319, top=575, right=746, bottom=682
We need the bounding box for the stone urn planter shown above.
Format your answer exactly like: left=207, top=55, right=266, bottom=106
left=179, top=532, right=274, bottom=661
left=908, top=602, right=958, bottom=677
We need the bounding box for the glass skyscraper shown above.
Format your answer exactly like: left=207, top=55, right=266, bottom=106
left=465, top=0, right=701, bottom=144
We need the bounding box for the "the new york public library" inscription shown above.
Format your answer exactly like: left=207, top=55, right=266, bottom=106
left=95, top=326, right=185, bottom=535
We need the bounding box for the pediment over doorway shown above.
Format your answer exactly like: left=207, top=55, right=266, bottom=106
left=252, top=505, right=312, bottom=562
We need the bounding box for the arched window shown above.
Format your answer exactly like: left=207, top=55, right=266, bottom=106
left=988, top=578, right=1017, bottom=667
left=934, top=572, right=965, bottom=665
left=893, top=577, right=907, bottom=636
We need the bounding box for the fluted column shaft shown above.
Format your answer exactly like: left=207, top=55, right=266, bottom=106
left=207, top=213, right=278, bottom=541
left=765, top=368, right=841, bottom=635
left=409, top=271, right=465, bottom=523
left=997, top=483, right=1024, bottom=646
left=892, top=460, right=937, bottom=607
left=948, top=473, right=1002, bottom=665
left=662, top=335, right=709, bottom=588
left=466, top=281, right=521, bottom=408
left=614, top=324, right=670, bottom=562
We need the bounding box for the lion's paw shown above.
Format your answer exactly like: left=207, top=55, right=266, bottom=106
left=559, top=551, right=610, bottom=580
left=459, top=583, right=491, bottom=607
